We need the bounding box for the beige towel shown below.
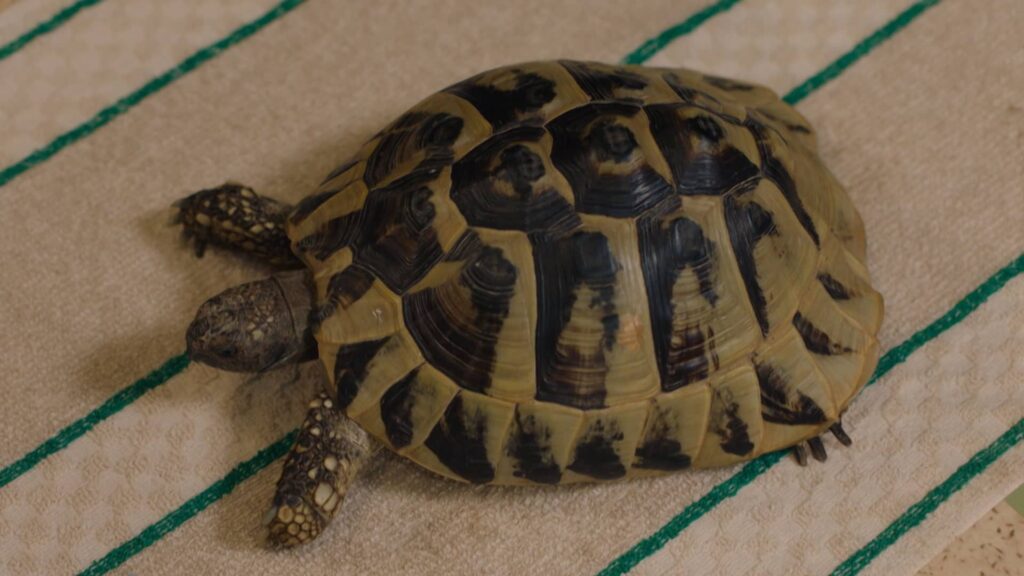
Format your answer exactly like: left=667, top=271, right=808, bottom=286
left=0, top=1, right=1021, bottom=574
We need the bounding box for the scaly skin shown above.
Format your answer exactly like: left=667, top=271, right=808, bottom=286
left=174, top=182, right=301, bottom=268
left=267, top=393, right=372, bottom=548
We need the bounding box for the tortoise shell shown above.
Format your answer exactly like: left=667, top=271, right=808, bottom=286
left=285, top=60, right=883, bottom=485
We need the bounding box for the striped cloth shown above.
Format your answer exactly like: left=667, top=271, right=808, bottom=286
left=0, top=1, right=1021, bottom=574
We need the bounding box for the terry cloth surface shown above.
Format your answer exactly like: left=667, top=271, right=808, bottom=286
left=0, top=1, right=1022, bottom=575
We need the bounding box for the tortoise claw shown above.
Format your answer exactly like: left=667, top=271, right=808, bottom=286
left=830, top=422, right=853, bottom=446
left=808, top=437, right=828, bottom=462
left=792, top=443, right=808, bottom=466
left=792, top=421, right=854, bottom=466
left=190, top=235, right=208, bottom=258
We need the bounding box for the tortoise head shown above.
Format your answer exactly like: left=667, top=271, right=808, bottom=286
left=186, top=270, right=316, bottom=372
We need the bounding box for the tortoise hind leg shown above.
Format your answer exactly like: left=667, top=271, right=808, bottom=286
left=173, top=182, right=301, bottom=268
left=792, top=421, right=853, bottom=466
left=266, top=393, right=372, bottom=548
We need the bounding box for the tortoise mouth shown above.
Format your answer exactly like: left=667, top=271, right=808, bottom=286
left=185, top=313, right=246, bottom=371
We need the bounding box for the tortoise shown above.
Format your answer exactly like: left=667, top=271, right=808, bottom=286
left=174, top=60, right=883, bottom=548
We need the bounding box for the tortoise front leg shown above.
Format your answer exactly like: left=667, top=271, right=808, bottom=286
left=173, top=182, right=302, bottom=268
left=267, top=392, right=372, bottom=548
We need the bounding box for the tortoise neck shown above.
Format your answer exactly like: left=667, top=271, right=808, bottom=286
left=272, top=269, right=318, bottom=363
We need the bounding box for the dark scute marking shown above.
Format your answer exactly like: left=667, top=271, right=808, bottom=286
left=333, top=336, right=390, bottom=408
left=444, top=228, right=483, bottom=261
left=746, top=118, right=820, bottom=245
left=363, top=111, right=462, bottom=189
left=723, top=197, right=775, bottom=335
left=638, top=214, right=718, bottom=390
left=423, top=394, right=494, bottom=483
left=297, top=166, right=448, bottom=291
left=417, top=113, right=464, bottom=148
left=311, top=266, right=375, bottom=329
left=634, top=409, right=692, bottom=471
left=294, top=210, right=361, bottom=261
left=756, top=363, right=827, bottom=425
left=567, top=420, right=626, bottom=479
left=450, top=127, right=580, bottom=235
left=645, top=104, right=760, bottom=196
left=759, top=109, right=813, bottom=134
left=662, top=73, right=698, bottom=101
left=662, top=72, right=743, bottom=119
left=403, top=236, right=517, bottom=393
left=715, top=397, right=755, bottom=455
left=352, top=177, right=445, bottom=293
left=378, top=369, right=421, bottom=448
left=322, top=158, right=359, bottom=184
left=290, top=188, right=340, bottom=225
left=686, top=115, right=725, bottom=142
left=793, top=312, right=852, bottom=355
left=589, top=120, right=639, bottom=163
left=534, top=231, right=620, bottom=409
left=559, top=60, right=648, bottom=102
left=507, top=413, right=563, bottom=484
left=498, top=144, right=546, bottom=196
left=702, top=74, right=757, bottom=92
left=818, top=273, right=853, bottom=300
left=547, top=102, right=673, bottom=217
left=675, top=327, right=710, bottom=385
left=634, top=437, right=692, bottom=471
left=445, top=70, right=556, bottom=129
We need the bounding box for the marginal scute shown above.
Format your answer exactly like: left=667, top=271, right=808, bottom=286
left=753, top=328, right=839, bottom=453
left=444, top=61, right=588, bottom=130
left=290, top=180, right=370, bottom=265
left=410, top=390, right=516, bottom=484
left=751, top=100, right=818, bottom=151
left=790, top=149, right=867, bottom=261
left=533, top=216, right=660, bottom=409
left=355, top=364, right=460, bottom=452
left=331, top=337, right=390, bottom=408
left=565, top=401, right=648, bottom=481
left=660, top=70, right=748, bottom=122
left=547, top=102, right=675, bottom=217
left=633, top=384, right=711, bottom=472
left=496, top=401, right=584, bottom=485
left=746, top=116, right=823, bottom=246
left=559, top=60, right=678, bottom=105
left=698, top=73, right=785, bottom=120
left=329, top=331, right=424, bottom=418
left=290, top=159, right=363, bottom=228
left=816, top=235, right=884, bottom=335
left=796, top=276, right=878, bottom=404
left=694, top=363, right=763, bottom=467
